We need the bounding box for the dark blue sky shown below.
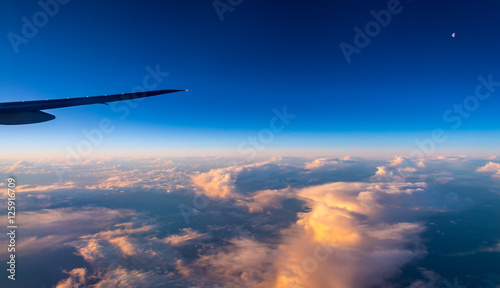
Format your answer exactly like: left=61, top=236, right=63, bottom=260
left=1, top=0, right=500, bottom=158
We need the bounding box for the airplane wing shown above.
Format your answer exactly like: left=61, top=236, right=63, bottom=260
left=0, top=89, right=185, bottom=125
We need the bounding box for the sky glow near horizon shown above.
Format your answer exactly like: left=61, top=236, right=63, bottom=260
left=1, top=0, right=500, bottom=160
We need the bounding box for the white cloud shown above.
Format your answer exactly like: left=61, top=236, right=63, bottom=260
left=389, top=156, right=425, bottom=168
left=477, top=162, right=500, bottom=177
left=191, top=160, right=296, bottom=212
left=191, top=160, right=273, bottom=199
left=304, top=158, right=341, bottom=169
left=14, top=181, right=77, bottom=194
left=376, top=166, right=389, bottom=176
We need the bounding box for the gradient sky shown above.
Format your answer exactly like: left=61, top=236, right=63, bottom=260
left=2, top=2, right=500, bottom=287
left=1, top=0, right=500, bottom=159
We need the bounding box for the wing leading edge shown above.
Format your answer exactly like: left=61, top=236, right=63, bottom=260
left=0, top=89, right=185, bottom=125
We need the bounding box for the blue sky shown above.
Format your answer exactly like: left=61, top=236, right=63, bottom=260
left=1, top=0, right=500, bottom=159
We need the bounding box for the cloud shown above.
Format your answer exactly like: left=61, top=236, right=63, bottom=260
left=192, top=166, right=238, bottom=198
left=14, top=181, right=77, bottom=194
left=16, top=235, right=76, bottom=254
left=64, top=219, right=203, bottom=287
left=366, top=222, right=424, bottom=241
left=269, top=182, right=428, bottom=288
left=92, top=268, right=174, bottom=288
left=0, top=207, right=134, bottom=257
left=375, top=165, right=389, bottom=176
left=180, top=181, right=430, bottom=288
left=389, top=156, right=406, bottom=167
left=173, top=158, right=476, bottom=286
left=163, top=228, right=208, bottom=246
left=53, top=163, right=434, bottom=287
left=81, top=223, right=155, bottom=240
left=56, top=268, right=87, bottom=288
left=371, top=156, right=427, bottom=183
left=478, top=242, right=500, bottom=253
left=74, top=222, right=157, bottom=261
left=19, top=207, right=132, bottom=231
left=4, top=156, right=494, bottom=287
left=406, top=268, right=446, bottom=288
left=245, top=188, right=294, bottom=212
left=191, top=160, right=274, bottom=199
left=56, top=267, right=176, bottom=288
left=191, top=160, right=297, bottom=212
left=304, top=158, right=341, bottom=169
left=108, top=236, right=139, bottom=256
left=0, top=157, right=200, bottom=195
left=448, top=241, right=500, bottom=256
left=82, top=159, right=194, bottom=192
left=389, top=156, right=425, bottom=168
left=1, top=160, right=54, bottom=174
left=477, top=162, right=500, bottom=177
left=78, top=239, right=104, bottom=262
left=194, top=238, right=277, bottom=288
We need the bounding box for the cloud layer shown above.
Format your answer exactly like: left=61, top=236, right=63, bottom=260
left=1, top=156, right=498, bottom=287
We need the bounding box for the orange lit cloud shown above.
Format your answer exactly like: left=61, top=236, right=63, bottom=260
left=55, top=268, right=87, bottom=288
left=266, top=182, right=427, bottom=288
left=183, top=180, right=428, bottom=288
left=163, top=228, right=207, bottom=246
